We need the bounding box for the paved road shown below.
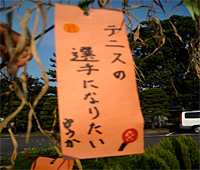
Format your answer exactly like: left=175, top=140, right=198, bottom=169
left=0, top=135, right=56, bottom=157
left=0, top=131, right=199, bottom=157
left=144, top=132, right=200, bottom=148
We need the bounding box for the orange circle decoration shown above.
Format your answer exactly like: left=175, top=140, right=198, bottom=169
left=63, top=23, right=80, bottom=33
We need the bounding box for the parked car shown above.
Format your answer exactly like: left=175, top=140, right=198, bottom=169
left=179, top=110, right=200, bottom=133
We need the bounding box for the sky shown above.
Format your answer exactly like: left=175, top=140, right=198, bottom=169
left=0, top=0, right=191, bottom=86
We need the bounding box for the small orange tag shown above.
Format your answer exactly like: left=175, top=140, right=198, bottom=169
left=55, top=4, right=144, bottom=160
left=30, top=157, right=74, bottom=170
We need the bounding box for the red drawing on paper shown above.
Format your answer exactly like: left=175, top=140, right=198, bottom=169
left=118, top=128, right=138, bottom=151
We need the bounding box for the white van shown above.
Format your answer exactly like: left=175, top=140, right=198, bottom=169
left=179, top=110, right=200, bottom=133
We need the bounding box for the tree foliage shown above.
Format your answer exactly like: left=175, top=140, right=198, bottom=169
left=47, top=54, right=56, bottom=83
left=140, top=88, right=169, bottom=119
left=46, top=54, right=57, bottom=96
left=0, top=74, right=57, bottom=132
left=39, top=97, right=57, bottom=130
left=131, top=15, right=199, bottom=109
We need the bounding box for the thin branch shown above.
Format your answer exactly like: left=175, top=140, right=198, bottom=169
left=34, top=24, right=54, bottom=41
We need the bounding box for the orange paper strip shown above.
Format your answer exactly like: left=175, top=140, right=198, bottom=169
left=55, top=4, right=144, bottom=160
left=30, top=157, right=74, bottom=170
